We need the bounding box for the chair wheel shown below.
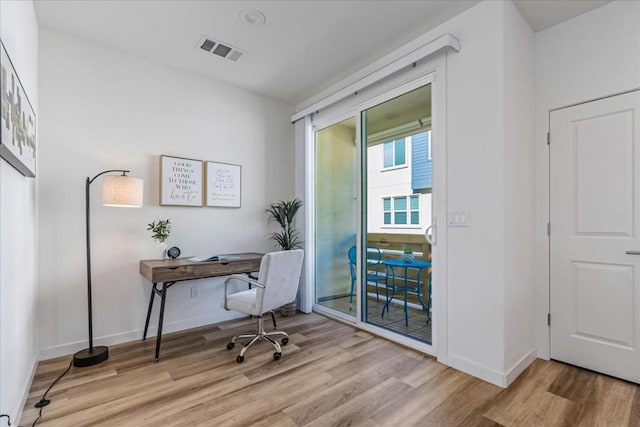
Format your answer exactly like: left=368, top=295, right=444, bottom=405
left=236, top=355, right=244, bottom=363
left=273, top=352, right=281, bottom=361
left=226, top=342, right=235, bottom=350
left=281, top=337, right=289, bottom=346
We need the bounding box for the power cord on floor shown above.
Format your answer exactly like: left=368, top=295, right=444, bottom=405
left=31, top=359, right=73, bottom=427
left=0, top=414, right=11, bottom=425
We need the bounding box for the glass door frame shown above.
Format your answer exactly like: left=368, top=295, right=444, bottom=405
left=312, top=109, right=362, bottom=324
left=306, top=59, right=448, bottom=358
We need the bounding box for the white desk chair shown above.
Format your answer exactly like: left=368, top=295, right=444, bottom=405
left=223, top=249, right=304, bottom=363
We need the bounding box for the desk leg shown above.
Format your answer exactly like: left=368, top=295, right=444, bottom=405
left=143, top=283, right=156, bottom=340
left=155, top=282, right=168, bottom=363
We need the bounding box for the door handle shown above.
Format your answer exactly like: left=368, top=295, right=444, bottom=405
left=626, top=251, right=640, bottom=255
left=425, top=218, right=436, bottom=245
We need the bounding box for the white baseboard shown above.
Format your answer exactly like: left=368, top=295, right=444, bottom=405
left=13, top=356, right=38, bottom=426
left=446, top=353, right=507, bottom=387
left=446, top=348, right=538, bottom=388
left=39, top=312, right=245, bottom=360
left=505, top=348, right=537, bottom=385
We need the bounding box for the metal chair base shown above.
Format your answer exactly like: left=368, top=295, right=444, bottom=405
left=228, top=315, right=288, bottom=362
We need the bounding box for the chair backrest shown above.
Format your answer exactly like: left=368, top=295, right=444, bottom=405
left=348, top=245, right=384, bottom=278
left=256, top=249, right=304, bottom=314
left=348, top=246, right=357, bottom=282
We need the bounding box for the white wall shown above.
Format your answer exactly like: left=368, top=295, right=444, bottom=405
left=0, top=1, right=39, bottom=424
left=534, top=0, right=640, bottom=359
left=37, top=28, right=294, bottom=359
left=439, top=0, right=508, bottom=382
left=502, top=0, right=536, bottom=378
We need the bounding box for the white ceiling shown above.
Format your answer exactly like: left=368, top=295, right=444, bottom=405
left=513, top=0, right=612, bottom=32
left=35, top=0, right=611, bottom=106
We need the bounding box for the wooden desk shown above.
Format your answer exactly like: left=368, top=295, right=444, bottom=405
left=139, top=253, right=263, bottom=361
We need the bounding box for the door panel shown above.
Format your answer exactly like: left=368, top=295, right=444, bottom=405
left=550, top=90, right=640, bottom=383
left=574, top=110, right=633, bottom=236
left=314, top=117, right=357, bottom=316
left=361, top=84, right=433, bottom=344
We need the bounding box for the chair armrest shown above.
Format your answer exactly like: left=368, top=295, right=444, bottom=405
left=223, top=274, right=265, bottom=310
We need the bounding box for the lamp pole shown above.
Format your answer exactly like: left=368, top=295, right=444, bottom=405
left=74, top=169, right=131, bottom=367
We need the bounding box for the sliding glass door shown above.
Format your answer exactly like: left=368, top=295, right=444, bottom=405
left=361, top=84, right=433, bottom=344
left=314, top=117, right=357, bottom=317
left=309, top=73, right=439, bottom=352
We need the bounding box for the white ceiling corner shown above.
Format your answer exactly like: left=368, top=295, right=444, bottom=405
left=35, top=0, right=614, bottom=105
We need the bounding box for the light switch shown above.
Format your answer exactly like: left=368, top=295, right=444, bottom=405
left=447, top=211, right=470, bottom=227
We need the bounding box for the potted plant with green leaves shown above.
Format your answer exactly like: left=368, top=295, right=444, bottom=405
left=266, top=198, right=302, bottom=315
left=148, top=219, right=171, bottom=259
left=266, top=198, right=302, bottom=251
left=402, top=247, right=415, bottom=263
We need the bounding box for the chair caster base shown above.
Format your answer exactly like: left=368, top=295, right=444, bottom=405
left=273, top=352, right=281, bottom=360
left=236, top=355, right=244, bottom=363
left=226, top=342, right=235, bottom=350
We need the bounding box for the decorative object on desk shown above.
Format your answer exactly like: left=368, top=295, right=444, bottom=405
left=160, top=155, right=203, bottom=206
left=167, top=246, right=181, bottom=259
left=402, top=248, right=415, bottom=263
left=76, top=169, right=143, bottom=368
left=0, top=40, right=36, bottom=177
left=266, top=198, right=302, bottom=316
left=205, top=161, right=241, bottom=208
left=147, top=219, right=171, bottom=259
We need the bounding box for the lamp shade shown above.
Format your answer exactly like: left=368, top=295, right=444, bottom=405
left=102, top=175, right=143, bottom=207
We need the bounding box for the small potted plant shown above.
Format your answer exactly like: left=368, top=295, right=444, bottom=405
left=266, top=199, right=302, bottom=251
left=402, top=247, right=414, bottom=263
left=266, top=199, right=302, bottom=316
left=148, top=219, right=171, bottom=259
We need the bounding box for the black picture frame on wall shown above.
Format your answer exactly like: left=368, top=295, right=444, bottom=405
left=0, top=39, right=36, bottom=178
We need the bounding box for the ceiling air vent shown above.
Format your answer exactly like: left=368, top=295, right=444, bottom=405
left=197, top=36, right=245, bottom=62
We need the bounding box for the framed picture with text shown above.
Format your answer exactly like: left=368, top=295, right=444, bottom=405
left=159, top=155, right=203, bottom=206
left=205, top=161, right=241, bottom=208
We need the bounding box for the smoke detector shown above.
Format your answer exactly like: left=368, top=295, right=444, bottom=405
left=239, top=9, right=266, bottom=26
left=197, top=36, right=245, bottom=62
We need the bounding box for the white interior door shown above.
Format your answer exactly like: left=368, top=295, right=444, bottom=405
left=550, top=90, right=640, bottom=383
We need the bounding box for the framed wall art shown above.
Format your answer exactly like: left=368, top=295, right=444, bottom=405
left=205, top=161, right=241, bottom=208
left=160, top=155, right=203, bottom=206
left=0, top=40, right=36, bottom=177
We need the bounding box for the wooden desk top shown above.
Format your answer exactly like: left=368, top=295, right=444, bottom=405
left=139, top=252, right=263, bottom=283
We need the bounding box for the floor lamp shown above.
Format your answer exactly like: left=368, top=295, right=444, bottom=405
left=73, top=170, right=143, bottom=368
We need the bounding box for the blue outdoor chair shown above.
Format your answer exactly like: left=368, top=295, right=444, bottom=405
left=348, top=245, right=388, bottom=310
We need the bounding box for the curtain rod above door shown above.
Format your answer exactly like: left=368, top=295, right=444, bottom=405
left=291, top=33, right=460, bottom=123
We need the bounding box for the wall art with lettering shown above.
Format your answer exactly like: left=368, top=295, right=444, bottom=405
left=160, top=155, right=203, bottom=206
left=205, top=161, right=241, bottom=208
left=0, top=40, right=36, bottom=177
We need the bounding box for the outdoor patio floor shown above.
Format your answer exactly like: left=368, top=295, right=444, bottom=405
left=318, top=295, right=432, bottom=344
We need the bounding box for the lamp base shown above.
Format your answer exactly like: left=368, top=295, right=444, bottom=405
left=73, top=346, right=109, bottom=367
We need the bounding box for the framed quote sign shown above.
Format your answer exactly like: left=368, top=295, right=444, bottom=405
left=205, top=161, right=241, bottom=208
left=160, top=155, right=203, bottom=206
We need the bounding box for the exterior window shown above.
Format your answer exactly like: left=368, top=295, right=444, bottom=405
left=383, top=195, right=419, bottom=226
left=383, top=198, right=392, bottom=224
left=382, top=138, right=406, bottom=169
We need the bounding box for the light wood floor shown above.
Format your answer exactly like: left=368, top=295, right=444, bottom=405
left=22, top=313, right=640, bottom=426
